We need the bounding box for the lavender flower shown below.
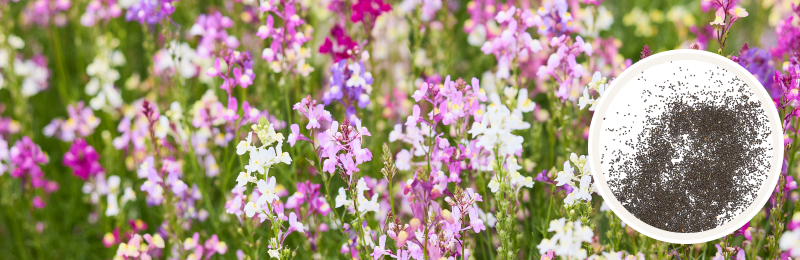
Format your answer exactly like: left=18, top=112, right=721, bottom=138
left=322, top=54, right=374, bottom=113
left=44, top=101, right=101, bottom=141
left=190, top=12, right=238, bottom=58
left=125, top=0, right=176, bottom=25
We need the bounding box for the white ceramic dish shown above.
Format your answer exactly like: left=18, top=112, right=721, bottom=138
left=588, top=49, right=783, bottom=244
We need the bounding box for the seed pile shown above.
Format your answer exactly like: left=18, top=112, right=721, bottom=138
left=604, top=64, right=771, bottom=233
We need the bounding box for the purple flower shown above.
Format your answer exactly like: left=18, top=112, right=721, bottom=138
left=125, top=0, right=176, bottom=25
left=9, top=136, right=48, bottom=181
left=191, top=12, right=238, bottom=58
left=534, top=0, right=573, bottom=36
left=44, top=101, right=100, bottom=141
left=63, top=138, right=104, bottom=181
left=773, top=7, right=800, bottom=59
left=323, top=58, right=374, bottom=114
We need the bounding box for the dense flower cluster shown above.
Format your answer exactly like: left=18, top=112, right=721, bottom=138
left=125, top=0, right=175, bottom=25
left=537, top=218, right=593, bottom=259
left=85, top=36, right=126, bottom=111
left=21, top=0, right=72, bottom=27
left=257, top=0, right=314, bottom=76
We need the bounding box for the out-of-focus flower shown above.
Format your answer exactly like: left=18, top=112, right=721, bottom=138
left=63, top=138, right=104, bottom=180
left=322, top=53, right=374, bottom=113
left=257, top=0, right=314, bottom=76
left=772, top=4, right=800, bottom=59
left=125, top=0, right=176, bottom=25
left=21, top=0, right=72, bottom=27
left=350, top=0, right=391, bottom=24
left=85, top=36, right=125, bottom=111
left=191, top=12, right=238, bottom=58
left=80, top=0, right=123, bottom=27
left=11, top=53, right=51, bottom=97
left=44, top=101, right=101, bottom=141
left=622, top=7, right=660, bottom=37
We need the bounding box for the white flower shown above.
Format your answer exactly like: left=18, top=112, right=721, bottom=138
left=395, top=149, right=412, bottom=170
left=564, top=192, right=577, bottom=205
left=575, top=175, right=593, bottom=201
left=388, top=124, right=404, bottom=142
left=334, top=187, right=351, bottom=208
left=537, top=238, right=558, bottom=255
left=105, top=193, right=120, bottom=216
left=274, top=143, right=292, bottom=164
left=236, top=132, right=254, bottom=155
left=268, top=249, right=281, bottom=259
left=554, top=161, right=575, bottom=186
left=516, top=88, right=535, bottom=113
left=256, top=177, right=278, bottom=206
left=779, top=228, right=800, bottom=257
left=488, top=177, right=500, bottom=193
left=356, top=177, right=370, bottom=193
left=245, top=201, right=261, bottom=218
left=346, top=63, right=367, bottom=87
left=539, top=218, right=593, bottom=259
left=578, top=87, right=594, bottom=110
left=8, top=35, right=24, bottom=49
left=357, top=193, right=380, bottom=214
left=121, top=187, right=136, bottom=205
left=236, top=172, right=255, bottom=187
left=579, top=72, right=608, bottom=111
left=506, top=157, right=522, bottom=176
left=245, top=148, right=269, bottom=174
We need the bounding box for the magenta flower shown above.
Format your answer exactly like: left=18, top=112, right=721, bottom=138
left=63, top=138, right=104, bottom=181
left=734, top=222, right=753, bottom=241
left=319, top=25, right=358, bottom=61
left=350, top=0, right=390, bottom=24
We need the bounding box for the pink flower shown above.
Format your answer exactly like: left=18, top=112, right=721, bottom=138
left=370, top=235, right=390, bottom=260
left=287, top=124, right=305, bottom=147
left=32, top=196, right=46, bottom=209
left=468, top=207, right=486, bottom=232
left=233, top=67, right=252, bottom=89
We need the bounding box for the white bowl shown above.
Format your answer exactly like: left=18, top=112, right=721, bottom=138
left=588, top=49, right=783, bottom=244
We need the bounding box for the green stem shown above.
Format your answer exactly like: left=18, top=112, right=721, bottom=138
left=47, top=26, right=72, bottom=104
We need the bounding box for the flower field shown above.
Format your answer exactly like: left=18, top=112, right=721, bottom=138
left=0, top=0, right=799, bottom=259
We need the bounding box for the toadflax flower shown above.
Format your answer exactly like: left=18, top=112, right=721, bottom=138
left=63, top=138, right=104, bottom=180
left=537, top=218, right=593, bottom=259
